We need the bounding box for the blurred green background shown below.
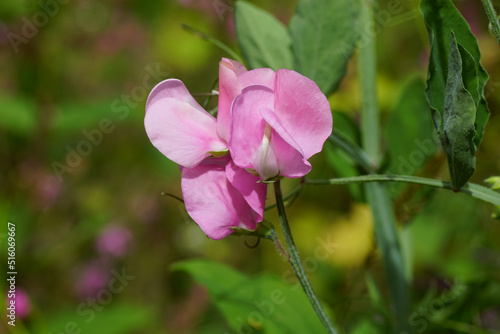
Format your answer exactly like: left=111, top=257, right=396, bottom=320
left=1, top=0, right=500, bottom=333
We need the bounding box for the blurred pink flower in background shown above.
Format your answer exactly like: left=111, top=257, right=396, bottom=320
left=95, top=225, right=133, bottom=258
left=36, top=174, right=61, bottom=203
left=6, top=288, right=32, bottom=320
left=75, top=261, right=110, bottom=298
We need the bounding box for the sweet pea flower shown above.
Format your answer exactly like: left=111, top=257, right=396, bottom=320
left=144, top=58, right=331, bottom=238
left=144, top=65, right=266, bottom=240
left=218, top=60, right=333, bottom=181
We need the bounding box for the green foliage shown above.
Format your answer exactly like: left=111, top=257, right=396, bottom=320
left=420, top=0, right=490, bottom=189
left=50, top=100, right=115, bottom=135
left=485, top=176, right=500, bottom=218
left=0, top=94, right=36, bottom=135
left=385, top=78, right=438, bottom=179
left=364, top=183, right=410, bottom=332
left=172, top=259, right=327, bottom=334
left=442, top=33, right=477, bottom=189
left=289, top=0, right=358, bottom=95
left=46, top=304, right=154, bottom=334
left=326, top=112, right=364, bottom=201
left=234, top=1, right=293, bottom=70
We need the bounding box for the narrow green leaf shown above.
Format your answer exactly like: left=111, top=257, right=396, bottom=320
left=442, top=32, right=477, bottom=189
left=365, top=183, right=410, bottom=332
left=234, top=1, right=293, bottom=70
left=172, top=259, right=327, bottom=334
left=181, top=24, right=243, bottom=64
left=420, top=0, right=489, bottom=147
left=289, top=0, right=357, bottom=95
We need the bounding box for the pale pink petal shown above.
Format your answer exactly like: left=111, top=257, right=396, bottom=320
left=181, top=158, right=259, bottom=240
left=145, top=97, right=227, bottom=168
left=238, top=68, right=276, bottom=90
left=218, top=59, right=245, bottom=141
left=252, top=123, right=280, bottom=180
left=260, top=108, right=312, bottom=178
left=274, top=69, right=332, bottom=159
left=221, top=57, right=247, bottom=75
left=146, top=79, right=206, bottom=113
left=226, top=158, right=267, bottom=220
left=229, top=85, right=275, bottom=170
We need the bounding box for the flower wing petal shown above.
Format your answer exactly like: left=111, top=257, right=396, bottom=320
left=181, top=158, right=259, bottom=240
left=226, top=159, right=267, bottom=220
left=274, top=70, right=332, bottom=159
left=229, top=85, right=275, bottom=170
left=260, top=107, right=312, bottom=178
left=145, top=80, right=226, bottom=168
left=146, top=79, right=206, bottom=112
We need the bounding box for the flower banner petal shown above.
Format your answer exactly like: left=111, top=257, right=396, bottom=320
left=218, top=59, right=245, bottom=141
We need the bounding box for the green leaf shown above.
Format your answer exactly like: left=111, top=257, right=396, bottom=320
left=234, top=1, right=293, bottom=70
left=172, top=259, right=327, bottom=334
left=385, top=78, right=438, bottom=194
left=326, top=112, right=364, bottom=201
left=46, top=304, right=154, bottom=334
left=289, top=0, right=357, bottom=95
left=420, top=0, right=489, bottom=147
left=441, top=32, right=477, bottom=189
left=0, top=94, right=36, bottom=135
left=364, top=183, right=410, bottom=332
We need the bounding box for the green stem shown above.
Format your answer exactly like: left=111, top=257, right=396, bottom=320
left=358, top=0, right=410, bottom=331
left=273, top=180, right=337, bottom=334
left=181, top=24, right=244, bottom=63
left=265, top=182, right=303, bottom=211
left=481, top=0, right=500, bottom=45
left=359, top=0, right=380, bottom=163
left=305, top=174, right=500, bottom=207
left=328, top=133, right=377, bottom=173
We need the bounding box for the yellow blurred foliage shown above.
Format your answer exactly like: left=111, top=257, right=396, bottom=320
left=323, top=204, right=374, bottom=268
left=291, top=204, right=374, bottom=268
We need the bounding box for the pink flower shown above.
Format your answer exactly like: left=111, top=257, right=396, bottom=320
left=219, top=59, right=332, bottom=180
left=6, top=288, right=32, bottom=320
left=144, top=64, right=267, bottom=240
left=96, top=225, right=133, bottom=258
left=144, top=58, right=331, bottom=238
left=75, top=261, right=110, bottom=298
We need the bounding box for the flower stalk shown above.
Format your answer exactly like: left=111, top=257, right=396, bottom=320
left=481, top=0, right=500, bottom=45
left=273, top=180, right=337, bottom=334
left=305, top=174, right=500, bottom=207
